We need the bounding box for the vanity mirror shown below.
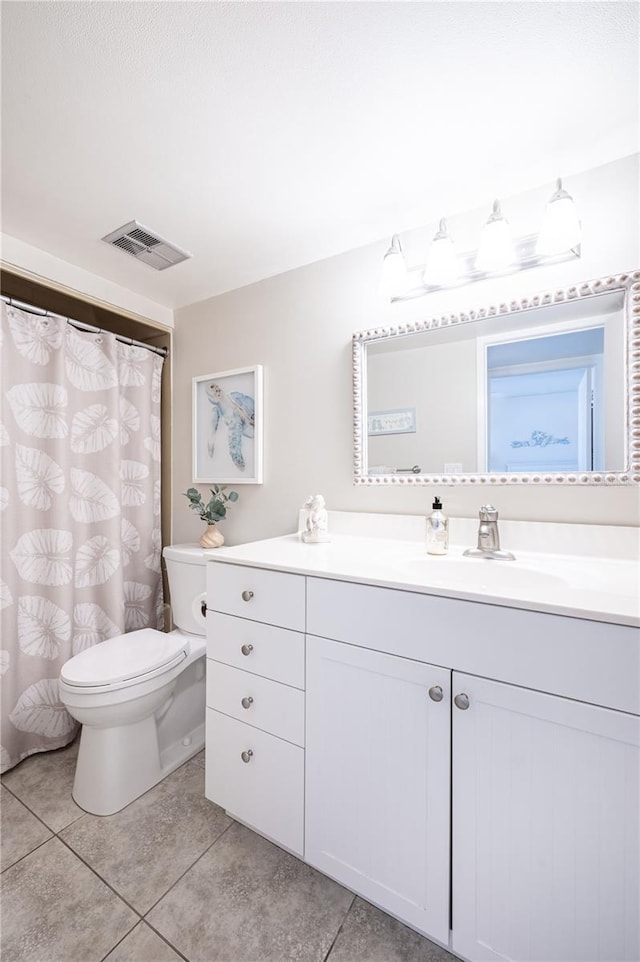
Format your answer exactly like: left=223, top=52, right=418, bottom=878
left=353, top=271, right=640, bottom=485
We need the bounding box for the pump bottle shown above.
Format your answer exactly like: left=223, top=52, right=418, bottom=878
left=426, top=496, right=449, bottom=555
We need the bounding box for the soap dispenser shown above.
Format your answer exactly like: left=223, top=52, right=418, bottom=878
left=426, top=496, right=449, bottom=555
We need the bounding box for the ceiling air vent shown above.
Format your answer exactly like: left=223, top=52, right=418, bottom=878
left=101, top=220, right=191, bottom=271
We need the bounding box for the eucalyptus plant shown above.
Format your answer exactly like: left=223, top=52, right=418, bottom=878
left=183, top=485, right=239, bottom=524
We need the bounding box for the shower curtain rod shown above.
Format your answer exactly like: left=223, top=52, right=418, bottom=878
left=1, top=294, right=168, bottom=358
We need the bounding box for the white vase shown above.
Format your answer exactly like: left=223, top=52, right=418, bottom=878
left=199, top=524, right=224, bottom=549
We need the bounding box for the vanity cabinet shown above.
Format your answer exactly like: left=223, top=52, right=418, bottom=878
left=206, top=554, right=639, bottom=962
left=205, top=564, right=306, bottom=856
left=304, top=576, right=639, bottom=962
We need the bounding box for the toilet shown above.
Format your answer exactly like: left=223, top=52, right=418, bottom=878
left=59, top=544, right=209, bottom=816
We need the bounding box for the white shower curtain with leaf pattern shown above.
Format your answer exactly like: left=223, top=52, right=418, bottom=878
left=0, top=303, right=164, bottom=773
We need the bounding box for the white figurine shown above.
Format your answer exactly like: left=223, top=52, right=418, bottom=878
left=301, top=494, right=330, bottom=543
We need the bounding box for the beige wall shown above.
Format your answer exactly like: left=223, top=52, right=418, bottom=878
left=367, top=339, right=477, bottom=474
left=172, top=155, right=640, bottom=546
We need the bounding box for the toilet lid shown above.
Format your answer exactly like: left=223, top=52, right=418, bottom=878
left=60, top=629, right=188, bottom=687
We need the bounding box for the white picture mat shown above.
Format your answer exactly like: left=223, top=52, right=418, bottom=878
left=192, top=365, right=263, bottom=483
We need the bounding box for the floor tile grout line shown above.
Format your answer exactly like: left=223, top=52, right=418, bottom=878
left=2, top=772, right=218, bottom=962
left=97, top=919, right=191, bottom=962
left=0, top=834, right=54, bottom=875
left=139, top=819, right=238, bottom=962
left=56, top=833, right=145, bottom=920
left=1, top=776, right=85, bottom=835
left=97, top=923, right=136, bottom=962
left=0, top=744, right=197, bottom=841
left=2, top=752, right=228, bottom=943
left=3, top=753, right=386, bottom=962
left=0, top=782, right=62, bottom=840
left=322, top=892, right=357, bottom=962
left=51, top=771, right=227, bottom=920
left=93, top=915, right=140, bottom=962
left=135, top=919, right=192, bottom=962
left=142, top=816, right=237, bottom=918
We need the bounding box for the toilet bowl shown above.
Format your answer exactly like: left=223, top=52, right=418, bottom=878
left=59, top=545, right=210, bottom=816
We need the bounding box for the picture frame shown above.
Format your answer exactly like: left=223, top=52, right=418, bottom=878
left=192, top=365, right=263, bottom=484
left=367, top=408, right=416, bottom=436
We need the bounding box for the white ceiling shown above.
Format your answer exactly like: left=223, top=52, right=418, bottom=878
left=1, top=1, right=638, bottom=311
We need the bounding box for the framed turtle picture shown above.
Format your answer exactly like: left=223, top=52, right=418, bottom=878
left=192, top=365, right=263, bottom=484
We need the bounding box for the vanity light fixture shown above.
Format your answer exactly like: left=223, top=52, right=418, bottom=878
left=382, top=178, right=581, bottom=302
left=423, top=219, right=460, bottom=287
left=536, top=178, right=582, bottom=256
left=475, top=200, right=516, bottom=273
left=379, top=234, right=408, bottom=298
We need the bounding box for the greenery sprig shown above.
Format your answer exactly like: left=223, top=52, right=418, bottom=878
left=183, top=485, right=239, bottom=524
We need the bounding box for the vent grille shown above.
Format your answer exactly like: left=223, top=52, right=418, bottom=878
left=128, top=227, right=162, bottom=248
left=102, top=221, right=191, bottom=271
left=112, top=235, right=145, bottom=256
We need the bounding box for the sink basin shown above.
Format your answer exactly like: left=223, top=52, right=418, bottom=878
left=396, top=557, right=567, bottom=593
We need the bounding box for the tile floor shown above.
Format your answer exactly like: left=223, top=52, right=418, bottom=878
left=1, top=739, right=457, bottom=962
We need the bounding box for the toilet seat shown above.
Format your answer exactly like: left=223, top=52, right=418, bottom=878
left=60, top=629, right=188, bottom=692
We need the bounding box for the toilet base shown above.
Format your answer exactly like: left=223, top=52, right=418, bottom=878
left=67, top=644, right=207, bottom=816
left=72, top=717, right=205, bottom=816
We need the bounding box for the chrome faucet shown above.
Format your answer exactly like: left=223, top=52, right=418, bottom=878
left=463, top=505, right=515, bottom=561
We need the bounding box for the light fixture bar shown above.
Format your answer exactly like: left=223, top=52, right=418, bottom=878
left=391, top=234, right=581, bottom=303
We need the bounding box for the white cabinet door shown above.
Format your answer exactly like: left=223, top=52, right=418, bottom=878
left=305, top=635, right=451, bottom=945
left=452, top=673, right=640, bottom=962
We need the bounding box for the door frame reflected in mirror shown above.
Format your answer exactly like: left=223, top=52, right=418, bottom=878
left=477, top=319, right=608, bottom=474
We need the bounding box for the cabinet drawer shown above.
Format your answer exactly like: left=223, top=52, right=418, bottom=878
left=206, top=611, right=305, bottom=689
left=207, top=562, right=305, bottom=631
left=205, top=708, right=304, bottom=856
left=207, top=661, right=305, bottom=746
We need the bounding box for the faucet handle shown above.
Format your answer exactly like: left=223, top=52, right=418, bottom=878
left=479, top=504, right=498, bottom=521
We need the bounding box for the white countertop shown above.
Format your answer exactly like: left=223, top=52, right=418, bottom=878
left=206, top=513, right=640, bottom=628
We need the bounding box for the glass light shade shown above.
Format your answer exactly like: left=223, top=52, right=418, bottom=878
left=380, top=235, right=408, bottom=298
left=423, top=219, right=459, bottom=287
left=536, top=179, right=581, bottom=255
left=475, top=200, right=516, bottom=273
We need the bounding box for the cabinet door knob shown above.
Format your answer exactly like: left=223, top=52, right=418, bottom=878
left=428, top=685, right=444, bottom=702
left=241, top=696, right=254, bottom=709
left=200, top=600, right=207, bottom=618
left=241, top=644, right=254, bottom=656
left=241, top=590, right=254, bottom=602
left=241, top=749, right=253, bottom=763
left=454, top=692, right=470, bottom=711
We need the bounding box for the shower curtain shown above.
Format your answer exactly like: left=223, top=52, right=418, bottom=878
left=0, top=302, right=165, bottom=773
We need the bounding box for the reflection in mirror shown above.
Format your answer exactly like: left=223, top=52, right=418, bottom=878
left=483, top=323, right=610, bottom=473
left=353, top=272, right=639, bottom=485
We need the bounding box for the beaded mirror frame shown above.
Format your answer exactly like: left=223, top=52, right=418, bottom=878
left=353, top=270, right=640, bottom=486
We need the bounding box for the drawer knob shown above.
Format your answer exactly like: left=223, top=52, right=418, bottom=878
left=241, top=644, right=254, bottom=656
left=454, top=692, right=470, bottom=711
left=200, top=600, right=207, bottom=618
left=241, top=696, right=254, bottom=709
left=241, top=749, right=253, bottom=763
left=428, top=685, right=444, bottom=702
left=241, top=590, right=254, bottom=602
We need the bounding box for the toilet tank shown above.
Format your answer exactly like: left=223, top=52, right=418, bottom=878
left=162, top=544, right=209, bottom=635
